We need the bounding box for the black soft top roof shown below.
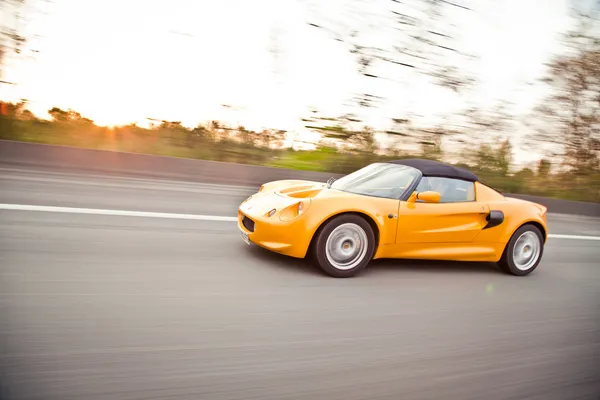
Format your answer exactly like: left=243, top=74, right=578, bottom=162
left=390, top=158, right=478, bottom=182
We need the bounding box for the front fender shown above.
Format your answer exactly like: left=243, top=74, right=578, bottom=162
left=301, top=193, right=401, bottom=252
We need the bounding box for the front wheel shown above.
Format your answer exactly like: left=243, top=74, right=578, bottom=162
left=312, top=214, right=376, bottom=278
left=498, top=224, right=544, bottom=276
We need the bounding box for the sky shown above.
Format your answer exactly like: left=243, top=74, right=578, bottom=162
left=0, top=0, right=581, bottom=165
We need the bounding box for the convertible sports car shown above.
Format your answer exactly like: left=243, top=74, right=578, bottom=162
left=237, top=159, right=548, bottom=278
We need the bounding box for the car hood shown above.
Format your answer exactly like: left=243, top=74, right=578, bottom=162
left=274, top=181, right=358, bottom=200
left=242, top=180, right=356, bottom=216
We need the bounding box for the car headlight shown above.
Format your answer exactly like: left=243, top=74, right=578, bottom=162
left=279, top=200, right=310, bottom=221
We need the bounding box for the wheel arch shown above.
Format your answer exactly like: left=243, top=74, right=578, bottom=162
left=306, top=211, right=381, bottom=256
left=526, top=221, right=547, bottom=243
left=512, top=220, right=547, bottom=244
left=500, top=219, right=548, bottom=257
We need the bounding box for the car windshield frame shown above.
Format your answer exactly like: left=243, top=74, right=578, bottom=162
left=329, top=162, right=422, bottom=200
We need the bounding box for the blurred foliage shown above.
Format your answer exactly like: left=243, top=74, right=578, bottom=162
left=0, top=0, right=30, bottom=84
left=1, top=99, right=598, bottom=203
left=304, top=0, right=477, bottom=94
left=531, top=13, right=599, bottom=175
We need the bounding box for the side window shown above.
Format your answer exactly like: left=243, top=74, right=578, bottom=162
left=416, top=177, right=475, bottom=203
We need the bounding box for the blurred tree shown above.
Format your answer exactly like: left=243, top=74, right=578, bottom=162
left=515, top=167, right=535, bottom=181
left=256, top=128, right=287, bottom=149
left=236, top=125, right=254, bottom=146
left=495, top=138, right=512, bottom=177
left=48, top=107, right=94, bottom=124
left=304, top=0, right=477, bottom=100
left=190, top=124, right=213, bottom=142
left=0, top=0, right=26, bottom=84
left=537, top=159, right=551, bottom=178
left=318, top=0, right=474, bottom=83
left=47, top=107, right=69, bottom=122
left=418, top=130, right=443, bottom=161
left=532, top=12, right=600, bottom=175
left=0, top=0, right=48, bottom=85
left=304, top=111, right=378, bottom=154
left=302, top=0, right=478, bottom=154
left=471, top=138, right=512, bottom=176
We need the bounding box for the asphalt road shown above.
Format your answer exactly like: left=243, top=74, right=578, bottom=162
left=1, top=167, right=599, bottom=400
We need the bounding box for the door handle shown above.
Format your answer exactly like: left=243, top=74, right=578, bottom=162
left=387, top=214, right=397, bottom=219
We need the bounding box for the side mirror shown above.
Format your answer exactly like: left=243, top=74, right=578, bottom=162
left=407, top=191, right=441, bottom=203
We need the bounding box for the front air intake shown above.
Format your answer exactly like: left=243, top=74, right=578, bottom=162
left=242, top=215, right=255, bottom=232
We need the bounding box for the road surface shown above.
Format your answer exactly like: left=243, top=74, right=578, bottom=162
left=1, top=167, right=599, bottom=400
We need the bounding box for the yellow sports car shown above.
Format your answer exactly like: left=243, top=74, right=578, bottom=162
left=237, top=159, right=548, bottom=278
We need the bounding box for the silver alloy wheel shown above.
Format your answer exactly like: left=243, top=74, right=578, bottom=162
left=325, top=223, right=369, bottom=270
left=512, top=231, right=541, bottom=271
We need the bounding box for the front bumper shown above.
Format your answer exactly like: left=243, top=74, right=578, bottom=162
left=237, top=208, right=310, bottom=258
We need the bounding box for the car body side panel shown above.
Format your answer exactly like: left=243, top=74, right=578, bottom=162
left=378, top=198, right=497, bottom=261
left=379, top=242, right=505, bottom=262
left=395, top=201, right=490, bottom=243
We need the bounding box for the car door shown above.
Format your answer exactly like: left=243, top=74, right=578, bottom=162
left=396, top=176, right=490, bottom=244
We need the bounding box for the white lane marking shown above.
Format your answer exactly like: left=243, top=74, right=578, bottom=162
left=1, top=203, right=599, bottom=241
left=0, top=203, right=238, bottom=222
left=547, top=234, right=600, bottom=241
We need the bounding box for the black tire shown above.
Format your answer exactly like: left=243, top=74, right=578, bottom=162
left=311, top=214, right=376, bottom=278
left=497, top=224, right=544, bottom=276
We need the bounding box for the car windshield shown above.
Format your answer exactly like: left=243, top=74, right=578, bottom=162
left=330, top=162, right=420, bottom=199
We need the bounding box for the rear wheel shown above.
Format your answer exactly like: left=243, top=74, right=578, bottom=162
left=498, top=224, right=544, bottom=276
left=312, top=214, right=376, bottom=278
